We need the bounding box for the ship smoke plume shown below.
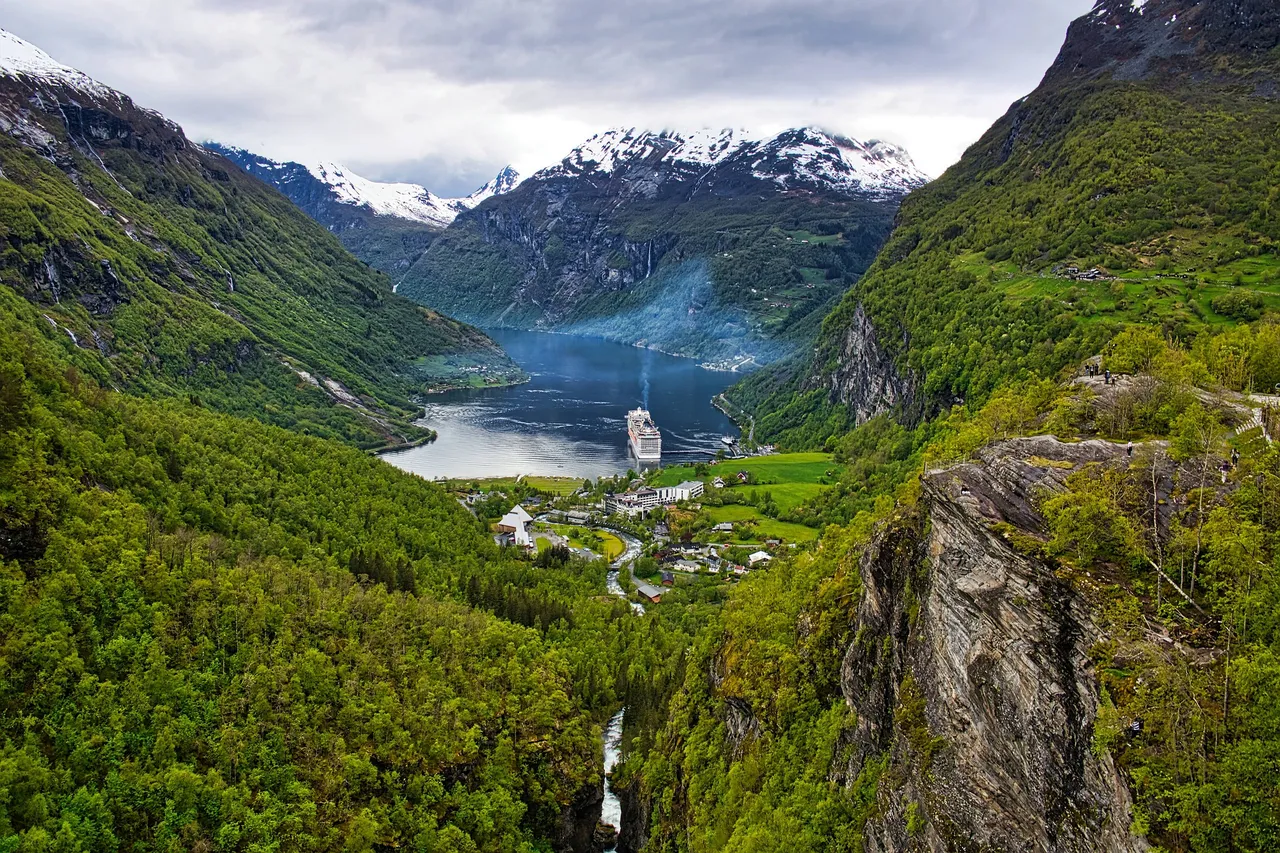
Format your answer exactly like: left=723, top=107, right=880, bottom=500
left=640, top=360, right=651, bottom=410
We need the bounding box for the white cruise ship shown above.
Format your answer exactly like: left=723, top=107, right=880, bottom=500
left=627, top=408, right=662, bottom=461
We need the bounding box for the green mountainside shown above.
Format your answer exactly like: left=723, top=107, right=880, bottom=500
left=733, top=0, right=1280, bottom=449
left=0, top=64, right=523, bottom=450
left=602, top=3, right=1280, bottom=852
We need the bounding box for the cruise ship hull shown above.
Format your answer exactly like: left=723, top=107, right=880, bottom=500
left=629, top=436, right=662, bottom=462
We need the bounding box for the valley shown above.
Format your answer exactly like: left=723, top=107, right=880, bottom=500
left=3, top=2, right=1280, bottom=852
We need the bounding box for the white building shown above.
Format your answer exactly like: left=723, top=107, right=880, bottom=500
left=659, top=480, right=706, bottom=503
left=748, top=551, right=773, bottom=566
left=607, top=487, right=666, bottom=517
left=497, top=505, right=535, bottom=548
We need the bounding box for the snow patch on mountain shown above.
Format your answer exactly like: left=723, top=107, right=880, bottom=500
left=0, top=28, right=113, bottom=100
left=305, top=162, right=521, bottom=227
left=549, top=127, right=760, bottom=177
left=542, top=125, right=929, bottom=198
left=307, top=163, right=457, bottom=228
left=748, top=130, right=931, bottom=198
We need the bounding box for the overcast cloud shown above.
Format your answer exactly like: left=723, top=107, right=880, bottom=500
left=1, top=0, right=1093, bottom=196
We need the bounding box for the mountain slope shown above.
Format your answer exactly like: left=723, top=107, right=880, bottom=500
left=397, top=127, right=928, bottom=368
left=0, top=30, right=522, bottom=448
left=211, top=145, right=520, bottom=282
left=734, top=0, right=1280, bottom=447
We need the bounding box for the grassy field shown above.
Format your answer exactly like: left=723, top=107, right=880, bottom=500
left=597, top=531, right=625, bottom=560
left=653, top=453, right=838, bottom=512
left=952, top=250, right=1280, bottom=330
left=449, top=476, right=583, bottom=496
left=704, top=505, right=820, bottom=543
left=546, top=524, right=625, bottom=560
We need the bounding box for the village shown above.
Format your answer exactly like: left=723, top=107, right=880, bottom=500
left=449, top=452, right=835, bottom=605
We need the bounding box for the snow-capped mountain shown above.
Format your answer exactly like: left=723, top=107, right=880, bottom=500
left=539, top=126, right=930, bottom=200
left=0, top=28, right=113, bottom=100
left=307, top=162, right=521, bottom=228
left=216, top=147, right=521, bottom=231
left=397, top=125, right=927, bottom=365
left=462, top=165, right=522, bottom=208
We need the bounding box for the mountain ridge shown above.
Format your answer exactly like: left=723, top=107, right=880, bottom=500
left=214, top=147, right=522, bottom=230
left=536, top=125, right=928, bottom=199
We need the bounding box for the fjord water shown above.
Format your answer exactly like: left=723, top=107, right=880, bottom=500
left=382, top=329, right=739, bottom=480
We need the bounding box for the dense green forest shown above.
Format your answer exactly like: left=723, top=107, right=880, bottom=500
left=0, top=185, right=701, bottom=849
left=0, top=290, right=650, bottom=850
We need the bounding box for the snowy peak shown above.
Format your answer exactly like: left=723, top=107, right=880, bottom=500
left=542, top=125, right=928, bottom=198
left=745, top=128, right=930, bottom=198
left=0, top=28, right=113, bottom=100
left=306, top=162, right=521, bottom=226
left=549, top=127, right=757, bottom=177
left=460, top=165, right=522, bottom=208
left=214, top=145, right=521, bottom=229
left=307, top=162, right=460, bottom=228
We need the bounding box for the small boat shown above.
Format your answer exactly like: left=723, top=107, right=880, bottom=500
left=721, top=436, right=737, bottom=446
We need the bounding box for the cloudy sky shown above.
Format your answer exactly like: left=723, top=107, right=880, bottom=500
left=2, top=0, right=1094, bottom=196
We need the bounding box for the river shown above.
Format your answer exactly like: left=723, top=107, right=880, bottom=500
left=382, top=329, right=739, bottom=481
left=601, top=709, right=626, bottom=852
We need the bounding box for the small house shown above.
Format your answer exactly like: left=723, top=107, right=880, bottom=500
left=634, top=579, right=664, bottom=603
left=661, top=571, right=675, bottom=587
left=749, top=551, right=773, bottom=566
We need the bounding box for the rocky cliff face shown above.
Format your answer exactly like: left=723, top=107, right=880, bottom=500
left=1044, top=0, right=1280, bottom=87
left=397, top=127, right=925, bottom=365
left=840, top=436, right=1148, bottom=852
left=809, top=302, right=922, bottom=425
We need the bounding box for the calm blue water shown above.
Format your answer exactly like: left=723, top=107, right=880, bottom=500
left=381, top=330, right=740, bottom=481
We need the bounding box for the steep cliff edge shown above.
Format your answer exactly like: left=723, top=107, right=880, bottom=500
left=843, top=436, right=1149, bottom=851
left=809, top=302, right=922, bottom=426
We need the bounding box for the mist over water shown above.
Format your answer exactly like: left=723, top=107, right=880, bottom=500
left=561, top=260, right=795, bottom=366
left=382, top=329, right=739, bottom=481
